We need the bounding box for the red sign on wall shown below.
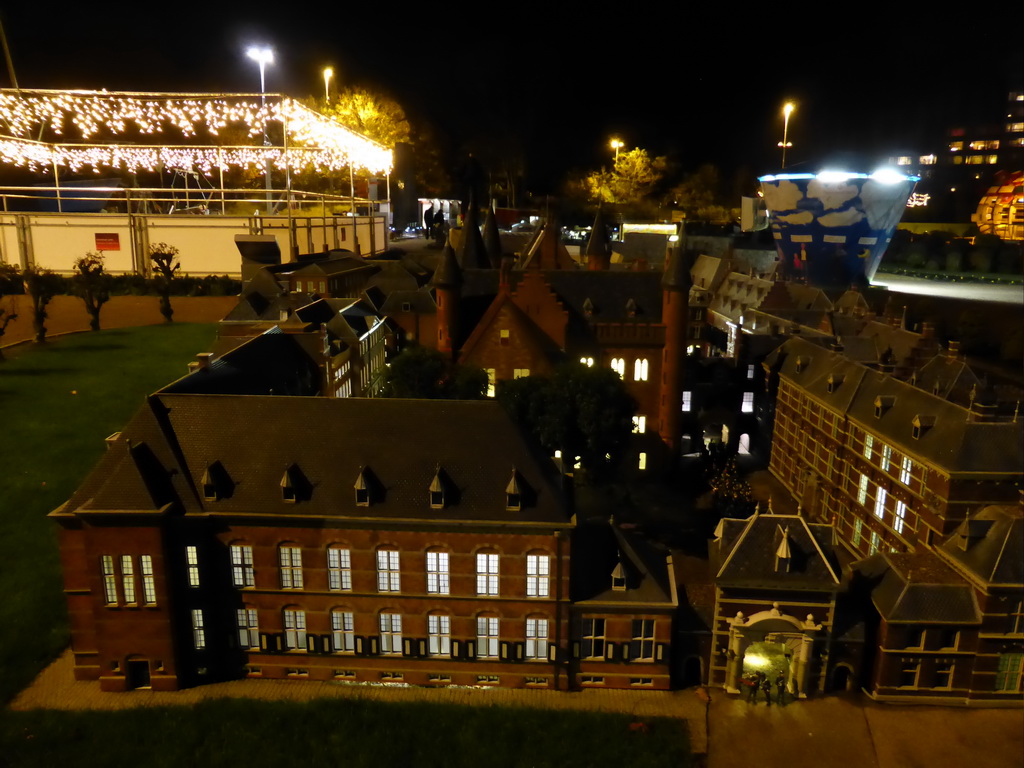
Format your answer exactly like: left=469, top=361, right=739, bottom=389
left=95, top=233, right=120, bottom=251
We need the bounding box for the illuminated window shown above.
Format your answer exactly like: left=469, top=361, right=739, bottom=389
left=631, top=619, right=655, bottom=661
left=526, top=554, right=550, bottom=598
left=741, top=392, right=754, bottom=413
left=632, top=415, right=646, bottom=433
left=869, top=531, right=880, bottom=554
left=327, top=547, right=351, bottom=591
left=331, top=610, right=355, bottom=653
left=581, top=618, right=606, bottom=659
left=900, top=457, right=913, bottom=485
left=966, top=155, right=983, bottom=165
left=477, top=552, right=499, bottom=596
left=237, top=607, right=259, bottom=650
left=995, top=654, right=1024, bottom=692
left=881, top=444, right=892, bottom=472
left=611, top=358, right=625, bottom=377
left=426, top=550, right=450, bottom=595
left=428, top=614, right=451, bottom=656
left=682, top=391, right=692, bottom=412
left=580, top=357, right=594, bottom=367
left=485, top=369, right=495, bottom=398
left=192, top=609, right=206, bottom=649
left=525, top=617, right=548, bottom=660
left=747, top=364, right=755, bottom=380
left=282, top=608, right=306, bottom=651
left=140, top=555, right=156, bottom=604
left=379, top=613, right=402, bottom=654
left=948, top=141, right=963, bottom=152
left=477, top=615, right=499, bottom=658
left=513, top=368, right=530, bottom=378
left=864, top=434, right=874, bottom=460
left=919, top=154, right=937, bottom=165
left=101, top=555, right=118, bottom=605
left=896, top=156, right=912, bottom=166
left=894, top=501, right=907, bottom=534
left=376, top=549, right=400, bottom=592
left=633, top=358, right=649, bottom=381
left=875, top=488, right=887, bottom=520
left=279, top=545, right=303, bottom=589
left=230, top=544, right=255, bottom=588
left=1009, top=122, right=1024, bottom=133
left=638, top=452, right=647, bottom=470
left=853, top=519, right=863, bottom=547
left=120, top=555, right=136, bottom=604
left=186, top=546, right=200, bottom=588
left=858, top=474, right=869, bottom=506
left=987, top=154, right=998, bottom=164
left=499, top=329, right=509, bottom=346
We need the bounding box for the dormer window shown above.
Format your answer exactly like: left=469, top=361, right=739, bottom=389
left=625, top=298, right=637, bottom=317
left=874, top=395, right=895, bottom=418
left=611, top=561, right=626, bottom=591
left=583, top=297, right=594, bottom=317
left=281, top=468, right=297, bottom=503
left=912, top=414, right=934, bottom=440
left=827, top=374, right=843, bottom=393
left=429, top=468, right=446, bottom=509
left=354, top=467, right=371, bottom=507
left=202, top=465, right=219, bottom=501
left=505, top=468, right=522, bottom=511
left=775, top=526, right=791, bottom=573
left=202, top=461, right=231, bottom=501
left=795, top=356, right=806, bottom=373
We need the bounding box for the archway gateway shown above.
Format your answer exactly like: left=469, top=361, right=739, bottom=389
left=724, top=603, right=822, bottom=698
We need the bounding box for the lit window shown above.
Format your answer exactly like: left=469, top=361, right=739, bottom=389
left=582, top=618, right=606, bottom=659
left=948, top=141, right=963, bottom=152
left=747, top=364, right=755, bottom=380
left=853, top=519, right=863, bottom=547
left=328, top=547, right=351, bottom=591
left=513, top=368, right=530, bottom=379
left=741, top=392, right=754, bottom=413
left=682, top=391, right=692, bottom=412
left=192, top=609, right=206, bottom=649
left=499, top=329, right=510, bottom=346
left=896, top=156, right=912, bottom=165
left=966, top=155, right=983, bottom=164
left=633, top=358, right=649, bottom=381
left=477, top=616, right=499, bottom=658
left=919, top=154, right=937, bottom=165
left=526, top=554, right=550, bottom=598
left=580, top=357, right=594, bottom=367
left=101, top=555, right=118, bottom=605
left=284, top=608, right=306, bottom=651
left=230, top=544, right=255, bottom=588
left=279, top=546, right=304, bottom=589
left=858, top=474, right=869, bottom=506
left=379, top=613, right=402, bottom=654
left=376, top=549, right=401, bottom=592
left=632, top=415, right=646, bottom=434
left=237, top=607, right=259, bottom=650
left=611, top=358, right=625, bottom=378
left=120, top=555, right=136, bottom=604
left=995, top=654, right=1024, bottom=691
left=894, top=501, right=907, bottom=534
left=900, top=456, right=913, bottom=485
left=881, top=444, right=892, bottom=472
left=874, top=488, right=887, bottom=520
left=428, top=614, right=451, bottom=656
left=485, top=369, right=495, bottom=398
left=1009, top=122, right=1024, bottom=132
left=631, top=619, right=655, bottom=661
left=987, top=154, right=998, bottom=164
left=477, top=552, right=499, bottom=596
left=638, top=452, right=647, bottom=470
left=864, top=434, right=874, bottom=460
left=331, top=610, right=355, bottom=653
left=186, top=546, right=200, bottom=588
left=869, top=531, right=880, bottom=554
left=525, top=617, right=548, bottom=660
left=426, top=550, right=450, bottom=595
left=140, top=555, right=156, bottom=604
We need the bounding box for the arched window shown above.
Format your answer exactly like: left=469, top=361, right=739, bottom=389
left=611, top=358, right=625, bottom=378
left=634, top=358, right=649, bottom=382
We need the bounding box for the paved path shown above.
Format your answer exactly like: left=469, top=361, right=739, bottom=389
left=12, top=651, right=1024, bottom=767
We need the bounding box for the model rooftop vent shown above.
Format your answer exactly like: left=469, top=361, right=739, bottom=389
left=611, top=560, right=627, bottom=591
left=429, top=466, right=446, bottom=509
left=505, top=467, right=522, bottom=511
left=354, top=467, right=371, bottom=507
left=874, top=395, right=895, bottom=418
left=775, top=526, right=792, bottom=573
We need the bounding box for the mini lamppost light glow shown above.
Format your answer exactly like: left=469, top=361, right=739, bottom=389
left=323, top=67, right=333, bottom=102
left=246, top=45, right=275, bottom=213
left=778, top=102, right=795, bottom=169
left=609, top=137, right=624, bottom=161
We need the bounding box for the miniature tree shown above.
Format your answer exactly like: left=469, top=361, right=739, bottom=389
left=0, top=263, right=20, bottom=360
left=708, top=456, right=755, bottom=518
left=72, top=252, right=110, bottom=332
left=22, top=266, right=63, bottom=344
left=149, top=243, right=180, bottom=323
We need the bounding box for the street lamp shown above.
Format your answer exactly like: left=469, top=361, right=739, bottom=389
left=610, top=137, right=624, bottom=161
left=246, top=46, right=274, bottom=213
left=778, top=102, right=795, bottom=169
left=323, top=66, right=333, bottom=102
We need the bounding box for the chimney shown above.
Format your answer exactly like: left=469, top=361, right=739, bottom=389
left=921, top=322, right=935, bottom=340
left=947, top=340, right=961, bottom=360
left=195, top=352, right=215, bottom=371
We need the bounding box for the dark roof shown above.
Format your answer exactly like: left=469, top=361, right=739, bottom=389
left=864, top=551, right=981, bottom=624
left=432, top=236, right=462, bottom=288
left=571, top=523, right=676, bottom=607
left=65, top=397, right=571, bottom=529
left=713, top=512, right=842, bottom=590
left=939, top=504, right=1024, bottom=587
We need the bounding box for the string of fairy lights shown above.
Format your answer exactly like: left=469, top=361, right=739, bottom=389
left=0, top=89, right=393, bottom=176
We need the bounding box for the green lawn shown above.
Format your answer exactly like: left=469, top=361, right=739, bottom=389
left=0, top=699, right=690, bottom=768
left=0, top=324, right=218, bottom=704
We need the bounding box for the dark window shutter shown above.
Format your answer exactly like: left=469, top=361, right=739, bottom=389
left=369, top=637, right=379, bottom=656
left=402, top=638, right=413, bottom=657
left=515, top=642, right=524, bottom=661
left=272, top=633, right=283, bottom=653
left=467, top=640, right=476, bottom=659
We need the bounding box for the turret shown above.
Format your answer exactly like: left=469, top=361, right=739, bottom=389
left=585, top=206, right=612, bottom=271
left=432, top=235, right=462, bottom=357
left=657, top=242, right=691, bottom=453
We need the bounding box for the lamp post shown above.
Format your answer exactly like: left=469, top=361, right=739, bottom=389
left=323, top=66, right=333, bottom=102
left=247, top=46, right=274, bottom=214
left=778, top=102, right=795, bottom=169
left=610, top=137, right=624, bottom=162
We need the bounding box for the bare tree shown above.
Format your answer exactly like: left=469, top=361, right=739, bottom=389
left=72, top=252, right=110, bottom=331
left=22, top=266, right=62, bottom=343
left=0, top=263, right=19, bottom=360
left=149, top=243, right=180, bottom=323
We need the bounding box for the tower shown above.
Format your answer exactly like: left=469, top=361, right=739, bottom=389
left=657, top=245, right=691, bottom=453
left=432, top=235, right=462, bottom=357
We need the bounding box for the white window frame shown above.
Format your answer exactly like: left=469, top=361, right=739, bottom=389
left=120, top=555, right=136, bottom=604
left=526, top=554, right=550, bottom=598
left=682, top=391, right=692, bottom=412
left=874, top=488, right=887, bottom=520
left=858, top=474, right=869, bottom=506
left=894, top=501, right=907, bottom=534
left=101, top=555, right=118, bottom=605
left=582, top=618, right=606, bottom=659
left=376, top=549, right=401, bottom=593
left=864, top=434, right=874, bottom=460
left=192, top=608, right=206, bottom=649
left=633, top=358, right=649, bottom=382
left=632, top=619, right=655, bottom=661
left=140, top=555, right=156, bottom=605
left=881, top=444, right=892, bottom=472
left=428, top=614, right=451, bottom=657
left=869, top=531, right=880, bottom=554
left=237, top=607, right=259, bottom=650
left=283, top=609, right=306, bottom=651
left=525, top=617, right=548, bottom=660
left=513, top=368, right=530, bottom=379
left=638, top=452, right=648, bottom=470
left=741, top=392, right=754, bottom=413
left=477, top=616, right=499, bottom=658
left=279, top=546, right=304, bottom=590
left=230, top=544, right=255, bottom=588
left=186, top=546, right=200, bottom=588
left=853, top=518, right=863, bottom=546
left=477, top=552, right=499, bottom=596
left=327, top=547, right=352, bottom=591
left=379, top=613, right=402, bottom=654
left=331, top=610, right=355, bottom=653
left=900, top=456, right=913, bottom=485
left=426, top=551, right=450, bottom=595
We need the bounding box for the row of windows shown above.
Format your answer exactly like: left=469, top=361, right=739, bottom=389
left=225, top=546, right=551, bottom=598
left=580, top=618, right=656, bottom=661
left=101, top=555, right=156, bottom=606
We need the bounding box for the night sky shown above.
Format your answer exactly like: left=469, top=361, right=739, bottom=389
left=2, top=6, right=1021, bottom=193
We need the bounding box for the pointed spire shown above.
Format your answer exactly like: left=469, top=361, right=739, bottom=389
left=432, top=234, right=462, bottom=288
left=458, top=192, right=490, bottom=269
left=482, top=204, right=503, bottom=268
left=585, top=206, right=612, bottom=271
left=662, top=247, right=692, bottom=291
